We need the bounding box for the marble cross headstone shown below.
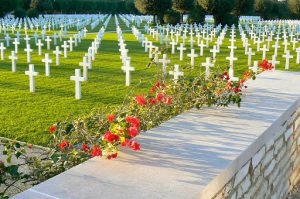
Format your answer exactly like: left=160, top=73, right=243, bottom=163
left=9, top=51, right=18, bottom=72
left=42, top=53, right=52, bottom=77
left=282, top=50, right=293, bottom=70
left=79, top=56, right=89, bottom=81
left=158, top=54, right=171, bottom=77
left=169, top=64, right=184, bottom=82
left=187, top=49, right=198, bottom=68
left=70, top=69, right=85, bottom=100
left=53, top=46, right=62, bottom=66
left=201, top=57, right=214, bottom=79
left=24, top=44, right=33, bottom=63
left=0, top=43, right=6, bottom=60
left=25, top=64, right=39, bottom=93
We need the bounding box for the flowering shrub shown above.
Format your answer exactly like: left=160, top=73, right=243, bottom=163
left=0, top=59, right=273, bottom=197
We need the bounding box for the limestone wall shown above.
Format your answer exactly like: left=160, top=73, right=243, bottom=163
left=200, top=101, right=300, bottom=199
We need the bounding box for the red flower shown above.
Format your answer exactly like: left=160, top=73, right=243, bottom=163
left=121, top=138, right=130, bottom=147
left=148, top=98, right=157, bottom=105
left=156, top=93, right=164, bottom=102
left=58, top=141, right=70, bottom=149
left=135, top=95, right=147, bottom=105
left=126, top=116, right=141, bottom=128
left=127, top=126, right=139, bottom=137
left=164, top=96, right=172, bottom=105
left=234, top=87, right=242, bottom=93
left=107, top=114, right=115, bottom=122
left=91, top=146, right=102, bottom=157
left=222, top=72, right=230, bottom=81
left=259, top=59, right=273, bottom=71
left=82, top=144, right=90, bottom=152
left=103, top=131, right=120, bottom=143
left=49, top=125, right=57, bottom=133
left=111, top=153, right=118, bottom=158
left=129, top=140, right=141, bottom=151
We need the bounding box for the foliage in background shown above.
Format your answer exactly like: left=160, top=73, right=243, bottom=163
left=172, top=0, right=195, bottom=23
left=134, top=0, right=172, bottom=23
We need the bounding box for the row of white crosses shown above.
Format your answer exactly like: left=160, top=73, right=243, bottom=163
left=116, top=16, right=135, bottom=86
left=2, top=15, right=111, bottom=95
left=69, top=15, right=111, bottom=99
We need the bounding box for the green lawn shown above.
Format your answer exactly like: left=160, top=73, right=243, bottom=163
left=1, top=15, right=299, bottom=145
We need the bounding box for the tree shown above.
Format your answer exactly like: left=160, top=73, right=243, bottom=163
left=163, top=9, right=180, bottom=24
left=234, top=0, right=255, bottom=16
left=172, top=0, right=195, bottom=23
left=254, top=0, right=273, bottom=19
left=14, top=7, right=27, bottom=18
left=134, top=0, right=172, bottom=23
left=188, top=4, right=205, bottom=23
left=288, top=0, right=300, bottom=18
left=197, top=0, right=235, bottom=24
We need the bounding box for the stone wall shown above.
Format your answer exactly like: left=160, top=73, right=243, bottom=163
left=208, top=107, right=300, bottom=199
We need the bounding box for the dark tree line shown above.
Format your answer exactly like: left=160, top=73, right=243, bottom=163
left=1, top=0, right=300, bottom=25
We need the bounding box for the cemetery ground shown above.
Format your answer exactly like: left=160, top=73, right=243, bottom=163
left=2, top=16, right=300, bottom=148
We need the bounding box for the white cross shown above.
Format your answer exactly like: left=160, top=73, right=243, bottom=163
left=42, top=53, right=52, bottom=77
left=25, top=64, right=39, bottom=93
left=198, top=40, right=206, bottom=56
left=5, top=34, right=10, bottom=47
left=170, top=39, right=177, bottom=54
left=158, top=54, right=171, bottom=77
left=210, top=45, right=219, bottom=62
left=24, top=35, right=31, bottom=46
left=24, top=44, right=33, bottom=63
left=169, top=64, right=184, bottom=82
left=296, top=47, right=300, bottom=64
left=229, top=65, right=239, bottom=82
left=249, top=61, right=259, bottom=73
left=53, top=46, right=62, bottom=66
left=272, top=42, right=280, bottom=57
left=282, top=50, right=293, bottom=70
left=270, top=55, right=280, bottom=70
left=201, top=57, right=214, bottom=79
left=282, top=40, right=290, bottom=53
left=292, top=38, right=298, bottom=50
left=0, top=43, right=6, bottom=60
left=61, top=41, right=69, bottom=58
left=45, top=36, right=52, bottom=50
left=246, top=48, right=255, bottom=66
left=79, top=56, right=89, bottom=81
left=177, top=43, right=186, bottom=61
left=226, top=51, right=237, bottom=66
left=187, top=49, right=198, bottom=68
left=13, top=38, right=19, bottom=53
left=70, top=69, right=85, bottom=100
left=260, top=44, right=269, bottom=60
left=68, top=37, right=74, bottom=51
left=36, top=39, right=44, bottom=56
left=124, top=58, right=135, bottom=86
left=9, top=51, right=18, bottom=72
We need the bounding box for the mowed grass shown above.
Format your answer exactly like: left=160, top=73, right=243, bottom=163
left=1, top=16, right=300, bottom=146
left=0, top=16, right=157, bottom=145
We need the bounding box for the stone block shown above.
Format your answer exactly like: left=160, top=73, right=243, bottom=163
left=284, top=127, right=293, bottom=141
left=262, top=149, right=274, bottom=170
left=234, top=161, right=251, bottom=187
left=252, top=146, right=265, bottom=169
left=274, top=137, right=284, bottom=156
left=264, top=159, right=276, bottom=177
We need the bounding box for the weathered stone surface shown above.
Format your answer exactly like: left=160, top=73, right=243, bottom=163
left=252, top=146, right=265, bottom=168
